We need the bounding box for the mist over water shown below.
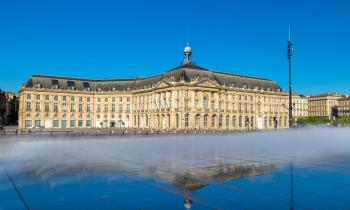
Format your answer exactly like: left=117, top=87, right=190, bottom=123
left=1, top=127, right=350, bottom=184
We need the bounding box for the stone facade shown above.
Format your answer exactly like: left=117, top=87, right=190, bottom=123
left=338, top=96, right=350, bottom=117
left=308, top=93, right=343, bottom=117
left=292, top=93, right=308, bottom=119
left=18, top=45, right=289, bottom=131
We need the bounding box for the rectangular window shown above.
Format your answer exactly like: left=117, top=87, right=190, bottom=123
left=70, top=120, right=75, bottom=128
left=54, top=96, right=58, bottom=101
left=53, top=120, right=59, bottom=128
left=54, top=103, right=58, bottom=112
left=61, top=120, right=67, bottom=128
left=87, top=104, right=91, bottom=112
left=87, top=97, right=90, bottom=102
left=26, top=102, right=31, bottom=111
left=36, top=95, right=40, bottom=100
left=45, top=95, right=49, bottom=100
left=26, top=94, right=31, bottom=100
left=35, top=102, right=40, bottom=111
left=45, top=103, right=49, bottom=111
left=62, top=103, right=67, bottom=112
left=78, top=120, right=83, bottom=128
left=86, top=120, right=91, bottom=127
left=63, top=96, right=66, bottom=101
left=35, top=120, right=41, bottom=128
left=126, top=104, right=130, bottom=112
left=71, top=96, right=75, bottom=101
left=203, top=98, right=208, bottom=109
left=25, top=120, right=32, bottom=128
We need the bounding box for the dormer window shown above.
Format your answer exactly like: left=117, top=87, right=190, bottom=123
left=67, top=81, right=75, bottom=90
left=35, top=83, right=42, bottom=88
left=51, top=80, right=59, bottom=89
left=83, top=82, right=90, bottom=91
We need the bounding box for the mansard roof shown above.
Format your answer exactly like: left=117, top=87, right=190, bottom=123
left=25, top=63, right=283, bottom=92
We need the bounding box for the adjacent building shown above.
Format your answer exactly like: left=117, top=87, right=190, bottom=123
left=308, top=93, right=343, bottom=118
left=292, top=93, right=308, bottom=119
left=338, top=96, right=350, bottom=117
left=18, top=44, right=289, bottom=130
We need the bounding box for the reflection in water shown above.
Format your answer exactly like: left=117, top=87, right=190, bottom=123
left=184, top=197, right=192, bottom=210
left=151, top=163, right=276, bottom=191
left=3, top=128, right=350, bottom=208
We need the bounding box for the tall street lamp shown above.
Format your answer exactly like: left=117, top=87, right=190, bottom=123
left=287, top=24, right=294, bottom=127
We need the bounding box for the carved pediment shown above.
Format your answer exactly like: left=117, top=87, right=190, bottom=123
left=155, top=80, right=170, bottom=88
left=196, top=79, right=219, bottom=88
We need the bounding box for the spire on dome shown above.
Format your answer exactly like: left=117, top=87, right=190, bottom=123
left=183, top=42, right=192, bottom=64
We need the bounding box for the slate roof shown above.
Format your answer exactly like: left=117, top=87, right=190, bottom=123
left=25, top=63, right=283, bottom=92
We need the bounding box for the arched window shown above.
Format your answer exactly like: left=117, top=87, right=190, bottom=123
left=185, top=114, right=189, bottom=127
left=232, top=115, right=236, bottom=127
left=168, top=114, right=171, bottom=127
left=204, top=114, right=208, bottom=127
left=157, top=114, right=160, bottom=127
left=195, top=114, right=200, bottom=128
left=226, top=115, right=230, bottom=128
left=285, top=117, right=288, bottom=127
left=176, top=114, right=179, bottom=128
left=211, top=115, right=216, bottom=127
left=219, top=115, right=223, bottom=127
left=137, top=115, right=140, bottom=127
left=245, top=116, right=249, bottom=128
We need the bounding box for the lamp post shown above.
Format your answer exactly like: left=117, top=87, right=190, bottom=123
left=287, top=24, right=294, bottom=128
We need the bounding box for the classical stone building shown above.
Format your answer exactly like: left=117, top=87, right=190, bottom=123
left=308, top=93, right=343, bottom=118
left=18, top=44, right=289, bottom=130
left=292, top=93, right=308, bottom=119
left=338, top=96, right=350, bottom=117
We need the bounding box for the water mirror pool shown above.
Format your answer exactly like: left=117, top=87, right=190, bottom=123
left=1, top=127, right=350, bottom=209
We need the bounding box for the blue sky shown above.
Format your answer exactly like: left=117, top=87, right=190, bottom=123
left=1, top=0, right=350, bottom=95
